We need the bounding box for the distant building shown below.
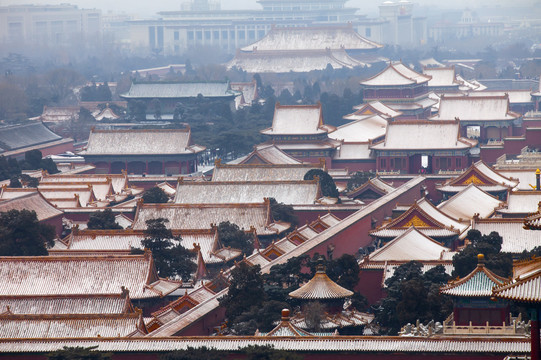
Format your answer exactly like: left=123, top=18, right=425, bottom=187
left=78, top=128, right=205, bottom=175
left=429, top=9, right=504, bottom=43
left=228, top=25, right=383, bottom=73
left=0, top=122, right=74, bottom=160
left=128, top=0, right=361, bottom=55
left=120, top=81, right=240, bottom=119
left=0, top=4, right=101, bottom=47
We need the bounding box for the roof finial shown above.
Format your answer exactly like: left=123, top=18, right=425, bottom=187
left=477, top=253, right=485, bottom=266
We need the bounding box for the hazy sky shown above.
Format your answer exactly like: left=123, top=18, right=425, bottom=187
left=1, top=0, right=538, bottom=17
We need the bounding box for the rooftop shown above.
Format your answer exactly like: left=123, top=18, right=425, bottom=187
left=437, top=184, right=502, bottom=221
left=261, top=103, right=331, bottom=136
left=241, top=25, right=382, bottom=52
left=289, top=261, right=353, bottom=300
left=360, top=62, right=431, bottom=86
left=79, top=128, right=205, bottom=156
left=430, top=95, right=520, bottom=122
left=173, top=180, right=321, bottom=205
left=371, top=121, right=476, bottom=151
left=120, top=81, right=239, bottom=99
left=441, top=255, right=507, bottom=297
left=211, top=160, right=323, bottom=182
left=0, top=253, right=180, bottom=299
left=0, top=122, right=62, bottom=153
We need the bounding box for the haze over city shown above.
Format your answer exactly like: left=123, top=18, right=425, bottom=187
left=0, top=0, right=540, bottom=358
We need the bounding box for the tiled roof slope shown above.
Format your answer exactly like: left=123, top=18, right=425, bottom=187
left=368, top=227, right=453, bottom=262
left=121, top=82, right=238, bottom=99
left=80, top=128, right=205, bottom=155
left=431, top=95, right=520, bottom=122
left=438, top=161, right=518, bottom=194
left=0, top=253, right=180, bottom=299
left=423, top=67, right=460, bottom=87
left=0, top=313, right=146, bottom=338
left=0, top=294, right=134, bottom=315
left=0, top=192, right=63, bottom=221
left=228, top=49, right=367, bottom=73
left=351, top=101, right=402, bottom=119
left=0, top=336, right=529, bottom=353
left=441, top=255, right=506, bottom=297
left=493, top=269, right=541, bottom=303
left=212, top=160, right=323, bottom=182
left=437, top=184, right=502, bottom=220
left=289, top=262, right=353, bottom=300
left=371, top=121, right=476, bottom=151
left=471, top=218, right=541, bottom=253
left=329, top=115, right=387, bottom=142
left=360, top=62, right=431, bottom=86
left=173, top=180, right=320, bottom=205
left=0, top=122, right=62, bottom=152
left=131, top=202, right=282, bottom=236
left=261, top=103, right=328, bottom=136
left=240, top=144, right=303, bottom=164
left=497, top=191, right=541, bottom=215
left=241, top=25, right=382, bottom=52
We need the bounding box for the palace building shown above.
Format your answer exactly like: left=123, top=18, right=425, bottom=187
left=359, top=61, right=436, bottom=119
left=260, top=103, right=341, bottom=165
left=370, top=120, right=477, bottom=174
left=78, top=128, right=205, bottom=175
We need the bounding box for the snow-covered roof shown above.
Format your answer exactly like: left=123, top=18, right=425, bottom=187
left=423, top=67, right=460, bottom=88
left=472, top=218, right=541, bottom=254
left=0, top=253, right=180, bottom=299
left=431, top=95, right=520, bottom=122
left=174, top=180, right=320, bottom=205
left=0, top=122, right=63, bottom=153
left=289, top=263, right=353, bottom=300
left=240, top=144, right=303, bottom=165
left=261, top=103, right=327, bottom=136
left=329, top=115, right=387, bottom=142
left=472, top=90, right=533, bottom=104
left=438, top=160, right=518, bottom=194
left=228, top=49, right=366, bottom=73
left=0, top=192, right=63, bottom=221
left=0, top=294, right=133, bottom=315
left=496, top=191, right=541, bottom=215
left=79, top=128, right=205, bottom=156
left=493, top=267, right=541, bottom=303
left=120, top=82, right=238, bottom=99
left=350, top=101, right=403, bottom=119
left=370, top=197, right=469, bottom=239
left=241, top=25, right=382, bottom=52
left=360, top=62, right=431, bottom=86
left=370, top=121, right=475, bottom=151
left=441, top=256, right=506, bottom=297
left=131, top=202, right=283, bottom=236
left=333, top=142, right=372, bottom=160
left=368, top=227, right=453, bottom=262
left=437, top=184, right=502, bottom=221
left=0, top=336, right=528, bottom=353
left=0, top=313, right=146, bottom=338
left=212, top=161, right=323, bottom=182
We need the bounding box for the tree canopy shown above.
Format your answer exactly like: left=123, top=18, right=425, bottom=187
left=268, top=197, right=298, bottom=227
left=142, top=186, right=169, bottom=204
left=141, top=218, right=196, bottom=280
left=217, top=221, right=254, bottom=256
left=303, top=169, right=339, bottom=199
left=452, top=230, right=512, bottom=278
left=47, top=346, right=112, bottom=360
left=0, top=209, right=55, bottom=256
left=375, top=261, right=452, bottom=335
left=87, top=209, right=122, bottom=230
